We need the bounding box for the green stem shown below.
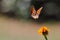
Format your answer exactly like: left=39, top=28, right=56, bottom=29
left=43, top=35, right=48, bottom=40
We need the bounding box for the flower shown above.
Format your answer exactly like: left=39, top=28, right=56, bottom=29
left=38, top=26, right=49, bottom=35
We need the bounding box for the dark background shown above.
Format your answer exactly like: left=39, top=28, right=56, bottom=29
left=30, top=0, right=60, bottom=21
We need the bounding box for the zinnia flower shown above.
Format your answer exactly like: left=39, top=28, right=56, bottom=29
left=38, top=26, right=49, bottom=35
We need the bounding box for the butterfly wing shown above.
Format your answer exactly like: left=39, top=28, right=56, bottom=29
left=37, top=7, right=43, bottom=15
left=31, top=6, right=36, bottom=15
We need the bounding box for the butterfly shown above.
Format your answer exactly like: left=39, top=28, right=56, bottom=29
left=31, top=5, right=43, bottom=19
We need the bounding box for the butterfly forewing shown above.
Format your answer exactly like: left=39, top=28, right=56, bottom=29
left=37, top=7, right=43, bottom=15
left=31, top=6, right=36, bottom=15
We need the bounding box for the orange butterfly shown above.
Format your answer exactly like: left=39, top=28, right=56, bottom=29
left=31, top=5, right=43, bottom=19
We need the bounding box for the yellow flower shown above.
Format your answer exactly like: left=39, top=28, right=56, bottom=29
left=38, top=26, right=49, bottom=35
